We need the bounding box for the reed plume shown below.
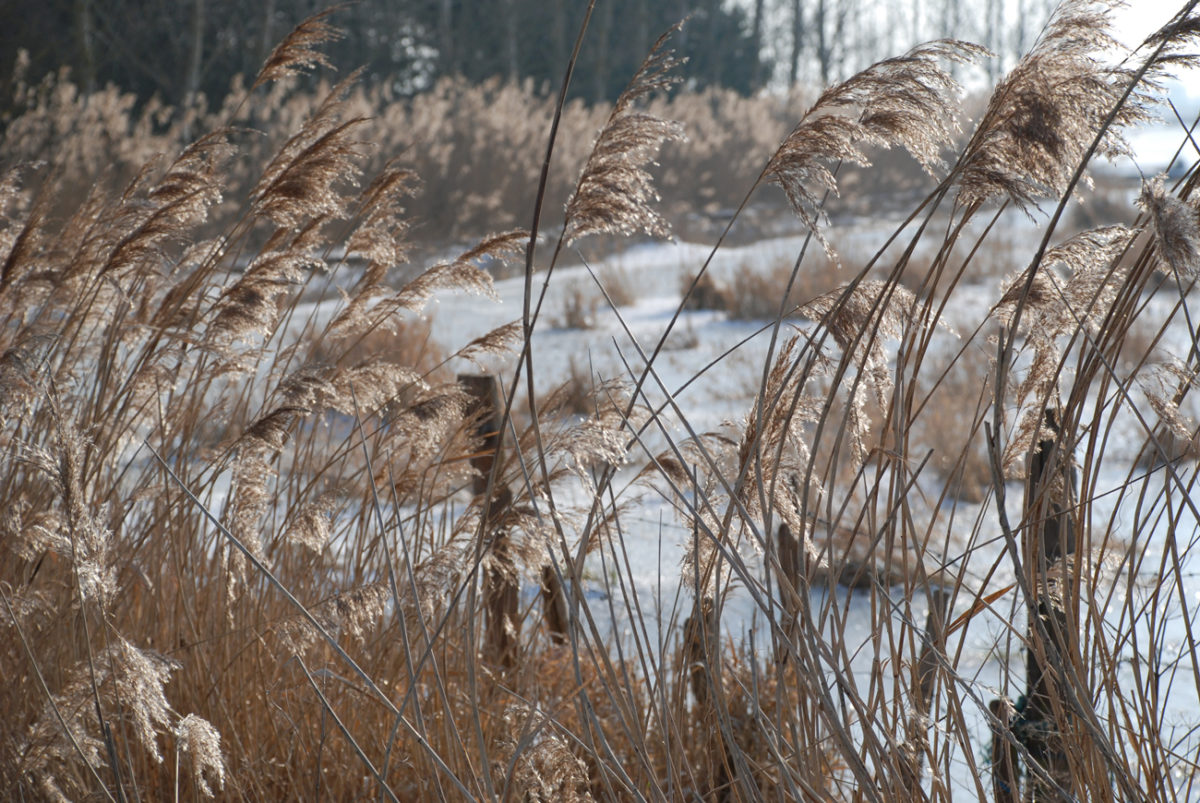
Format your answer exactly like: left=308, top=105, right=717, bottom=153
left=252, top=8, right=343, bottom=89
left=736, top=336, right=822, bottom=535
left=1138, top=175, right=1200, bottom=277
left=766, top=39, right=984, bottom=258
left=328, top=229, right=517, bottom=339
left=797, top=280, right=934, bottom=463
left=956, top=0, right=1154, bottom=211
left=991, top=224, right=1135, bottom=467
left=1140, top=360, right=1200, bottom=444
left=174, top=714, right=226, bottom=797
left=1142, top=4, right=1200, bottom=72
left=564, top=25, right=687, bottom=243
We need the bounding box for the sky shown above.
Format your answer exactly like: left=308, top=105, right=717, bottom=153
left=1110, top=1, right=1200, bottom=169
left=1114, top=0, right=1192, bottom=46
left=1113, top=0, right=1198, bottom=103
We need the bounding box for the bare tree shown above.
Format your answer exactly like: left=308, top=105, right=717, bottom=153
left=592, top=0, right=614, bottom=102
left=751, top=0, right=765, bottom=86
left=258, top=0, right=278, bottom=69
left=438, top=0, right=455, bottom=75
left=704, top=0, right=721, bottom=87
left=184, top=0, right=205, bottom=108
left=73, top=0, right=97, bottom=93
left=813, top=0, right=849, bottom=84
left=502, top=0, right=518, bottom=82
left=982, top=0, right=1001, bottom=81
left=939, top=0, right=961, bottom=40
left=553, top=2, right=568, bottom=82
left=789, top=0, right=804, bottom=87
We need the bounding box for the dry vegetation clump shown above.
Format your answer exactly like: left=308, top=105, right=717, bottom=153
left=680, top=252, right=842, bottom=320
left=680, top=270, right=731, bottom=311
left=910, top=350, right=997, bottom=503
left=5, top=3, right=1200, bottom=802
left=1, top=65, right=798, bottom=252
left=733, top=253, right=843, bottom=320
left=305, top=314, right=445, bottom=375
left=594, top=262, right=639, bottom=308
left=556, top=280, right=600, bottom=330
left=889, top=220, right=1028, bottom=296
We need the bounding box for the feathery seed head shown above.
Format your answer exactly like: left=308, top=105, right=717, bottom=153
left=1138, top=176, right=1200, bottom=276
left=175, top=715, right=226, bottom=797
left=253, top=9, right=343, bottom=89
left=565, top=26, right=687, bottom=243
left=957, top=0, right=1154, bottom=211
left=992, top=225, right=1134, bottom=468
left=767, top=39, right=985, bottom=259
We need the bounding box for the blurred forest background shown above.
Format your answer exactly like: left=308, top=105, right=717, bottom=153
left=0, top=0, right=1080, bottom=248
left=0, top=0, right=1057, bottom=115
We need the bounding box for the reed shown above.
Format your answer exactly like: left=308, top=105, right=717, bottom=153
left=3, top=2, right=1200, bottom=800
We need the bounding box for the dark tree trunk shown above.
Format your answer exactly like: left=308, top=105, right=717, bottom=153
left=502, top=0, right=519, bottom=82
left=751, top=0, right=765, bottom=87
left=592, top=0, right=614, bottom=102
left=184, top=0, right=205, bottom=107
left=1019, top=408, right=1079, bottom=801
left=438, top=0, right=455, bottom=75
left=74, top=0, right=96, bottom=93
left=704, top=0, right=721, bottom=87
left=789, top=0, right=804, bottom=87
left=814, top=0, right=830, bottom=84
left=258, top=0, right=277, bottom=74
left=552, top=2, right=568, bottom=84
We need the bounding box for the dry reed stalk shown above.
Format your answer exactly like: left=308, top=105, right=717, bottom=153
left=7, top=3, right=1200, bottom=800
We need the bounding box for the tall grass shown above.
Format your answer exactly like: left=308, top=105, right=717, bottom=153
left=3, top=1, right=1200, bottom=800
left=2, top=58, right=801, bottom=250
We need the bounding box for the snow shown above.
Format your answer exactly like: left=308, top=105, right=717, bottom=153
left=246, top=106, right=1200, bottom=794
left=404, top=183, right=1200, bottom=793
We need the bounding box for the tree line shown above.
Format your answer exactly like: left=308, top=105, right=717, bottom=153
left=0, top=0, right=1056, bottom=118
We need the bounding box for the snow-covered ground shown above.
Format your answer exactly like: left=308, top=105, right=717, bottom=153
left=406, top=179, right=1200, bottom=794
left=249, top=100, right=1200, bottom=794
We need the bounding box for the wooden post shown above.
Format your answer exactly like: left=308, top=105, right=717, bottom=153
left=459, top=374, right=519, bottom=669
left=895, top=588, right=949, bottom=798
left=1018, top=407, right=1078, bottom=801
left=775, top=522, right=803, bottom=667
left=540, top=563, right=569, bottom=646
left=458, top=374, right=503, bottom=497
left=989, top=698, right=1021, bottom=803
left=458, top=374, right=568, bottom=656
left=683, top=596, right=718, bottom=710
left=683, top=594, right=734, bottom=801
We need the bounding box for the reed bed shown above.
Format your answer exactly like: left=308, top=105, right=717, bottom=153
left=3, top=2, right=1200, bottom=800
